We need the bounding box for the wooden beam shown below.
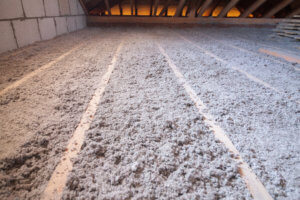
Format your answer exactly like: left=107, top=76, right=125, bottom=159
left=198, top=0, right=213, bottom=17
left=78, top=0, right=89, bottom=15
left=175, top=0, right=186, bottom=17
left=150, top=0, right=154, bottom=16
left=130, top=0, right=134, bottom=15
left=88, top=15, right=283, bottom=25
left=207, top=0, right=221, bottom=17
left=119, top=0, right=123, bottom=16
left=153, top=0, right=159, bottom=16
left=104, top=0, right=111, bottom=15
left=218, top=0, right=240, bottom=18
left=188, top=0, right=199, bottom=18
left=264, top=0, right=294, bottom=18
left=286, top=7, right=300, bottom=18
left=240, top=0, right=266, bottom=18
left=135, top=0, right=138, bottom=16
left=185, top=0, right=192, bottom=16
left=159, top=0, right=172, bottom=17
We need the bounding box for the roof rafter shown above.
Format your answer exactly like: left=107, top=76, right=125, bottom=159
left=175, top=0, right=187, bottom=17
left=218, top=0, right=240, bottom=18
left=264, top=0, right=294, bottom=18
left=240, top=0, right=267, bottom=18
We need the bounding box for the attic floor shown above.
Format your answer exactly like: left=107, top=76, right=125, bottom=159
left=0, top=27, right=299, bottom=199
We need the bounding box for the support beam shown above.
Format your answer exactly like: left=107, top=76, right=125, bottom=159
left=135, top=0, right=138, bottom=16
left=188, top=0, right=199, bottom=18
left=159, top=0, right=172, bottom=17
left=88, top=16, right=283, bottom=25
left=119, top=0, right=123, bottom=16
left=207, top=0, right=221, bottom=17
left=198, top=0, right=213, bottom=17
left=104, top=0, right=111, bottom=16
left=185, top=0, right=192, bottom=16
left=153, top=0, right=159, bottom=16
left=78, top=0, right=89, bottom=15
left=264, top=0, right=294, bottom=18
left=286, top=7, right=300, bottom=18
left=150, top=0, right=154, bottom=16
left=218, top=0, right=240, bottom=18
left=175, top=0, right=187, bottom=17
left=240, top=0, right=266, bottom=18
left=130, top=0, right=134, bottom=15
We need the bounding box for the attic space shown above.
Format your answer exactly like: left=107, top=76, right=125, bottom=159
left=0, top=0, right=299, bottom=199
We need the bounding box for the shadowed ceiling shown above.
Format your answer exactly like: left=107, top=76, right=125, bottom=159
left=79, top=0, right=300, bottom=18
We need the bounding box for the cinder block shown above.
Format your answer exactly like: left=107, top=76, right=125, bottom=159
left=23, top=0, right=45, bottom=17
left=69, top=0, right=78, bottom=15
left=77, top=0, right=85, bottom=15
left=0, top=0, right=24, bottom=19
left=38, top=18, right=56, bottom=40
left=44, top=0, right=60, bottom=16
left=59, top=0, right=70, bottom=15
left=67, top=16, right=76, bottom=32
left=76, top=16, right=86, bottom=30
left=0, top=21, right=18, bottom=54
left=55, top=17, right=68, bottom=35
left=13, top=19, right=41, bottom=47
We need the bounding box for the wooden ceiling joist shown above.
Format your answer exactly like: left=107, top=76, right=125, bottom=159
left=159, top=0, right=172, bottom=17
left=153, top=0, right=160, bottom=16
left=175, top=0, right=187, bottom=17
left=207, top=0, right=221, bottom=17
left=188, top=0, right=199, bottom=18
left=218, top=0, right=240, bottom=18
left=264, top=0, right=294, bottom=18
left=130, top=0, right=134, bottom=15
left=104, top=0, right=111, bottom=15
left=240, top=0, right=266, bottom=18
left=119, top=0, right=123, bottom=16
left=198, top=0, right=213, bottom=17
left=135, top=0, right=138, bottom=16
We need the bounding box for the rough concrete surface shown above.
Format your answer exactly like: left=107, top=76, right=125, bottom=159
left=0, top=21, right=18, bottom=54
left=67, top=16, right=77, bottom=32
left=44, top=0, right=60, bottom=17
left=0, top=27, right=299, bottom=199
left=0, top=0, right=24, bottom=19
left=22, top=0, right=45, bottom=17
left=38, top=18, right=57, bottom=40
left=55, top=17, right=68, bottom=35
left=12, top=19, right=41, bottom=48
left=59, top=0, right=71, bottom=15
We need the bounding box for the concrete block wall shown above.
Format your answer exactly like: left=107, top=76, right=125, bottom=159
left=0, top=0, right=86, bottom=54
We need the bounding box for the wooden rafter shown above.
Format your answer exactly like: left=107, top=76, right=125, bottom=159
left=119, top=0, right=123, bottom=16
left=135, top=0, right=138, bottom=16
left=188, top=0, right=199, bottom=18
left=153, top=0, right=160, bottom=16
left=150, top=0, right=154, bottom=16
left=264, top=0, right=294, bottom=18
left=175, top=0, right=187, bottom=17
left=218, top=0, right=240, bottom=18
left=240, top=0, right=266, bottom=18
left=207, top=0, right=221, bottom=17
left=185, top=0, right=192, bottom=17
left=159, top=0, right=172, bottom=17
left=198, top=0, right=213, bottom=17
left=104, top=0, right=111, bottom=15
left=130, top=0, right=134, bottom=15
